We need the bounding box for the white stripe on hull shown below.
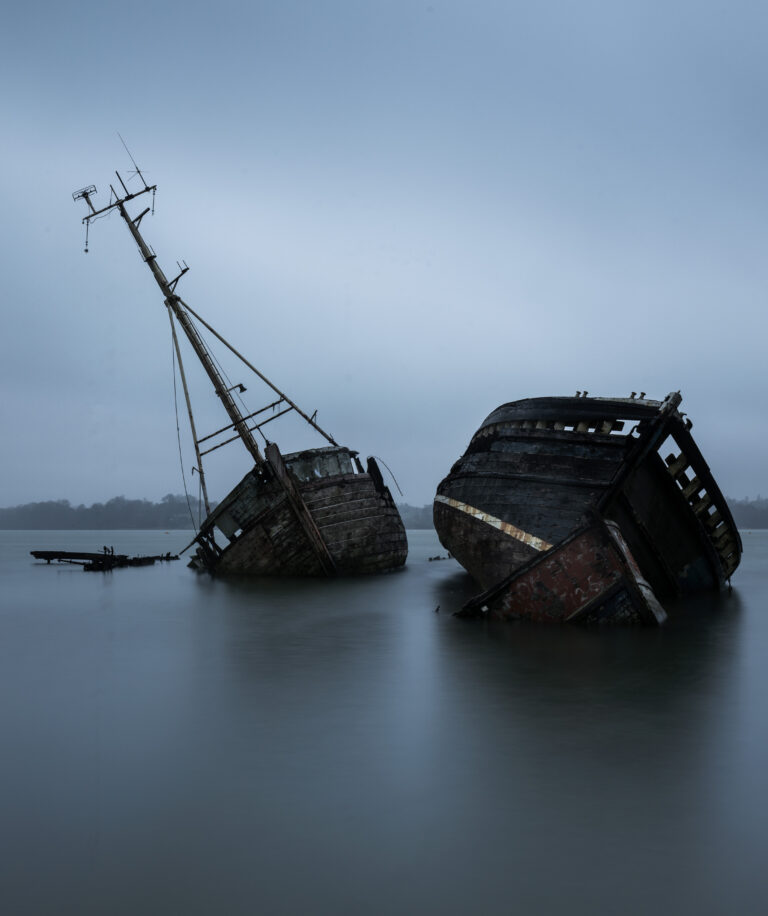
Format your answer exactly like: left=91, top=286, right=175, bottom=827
left=434, top=494, right=553, bottom=552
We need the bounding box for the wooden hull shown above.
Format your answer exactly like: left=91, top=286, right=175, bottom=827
left=191, top=446, right=407, bottom=576
left=460, top=520, right=667, bottom=625
left=434, top=394, right=740, bottom=609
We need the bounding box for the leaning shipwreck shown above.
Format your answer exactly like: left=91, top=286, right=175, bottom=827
left=74, top=169, right=407, bottom=576
left=434, top=393, right=741, bottom=624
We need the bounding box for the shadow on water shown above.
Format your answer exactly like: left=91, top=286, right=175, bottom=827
left=413, top=579, right=753, bottom=914
left=432, top=576, right=745, bottom=706
left=430, top=567, right=480, bottom=614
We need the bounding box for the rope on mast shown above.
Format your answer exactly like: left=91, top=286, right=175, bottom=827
left=170, top=324, right=199, bottom=533
left=167, top=305, right=212, bottom=517
left=178, top=297, right=339, bottom=447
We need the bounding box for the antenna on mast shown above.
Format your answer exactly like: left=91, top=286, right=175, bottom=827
left=72, top=138, right=158, bottom=254
left=72, top=185, right=97, bottom=251
left=117, top=133, right=155, bottom=213
left=118, top=133, right=146, bottom=185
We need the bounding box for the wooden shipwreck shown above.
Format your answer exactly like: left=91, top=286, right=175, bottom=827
left=434, top=393, right=740, bottom=624
left=73, top=168, right=406, bottom=577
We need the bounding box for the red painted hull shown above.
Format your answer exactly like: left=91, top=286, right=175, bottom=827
left=461, top=519, right=667, bottom=625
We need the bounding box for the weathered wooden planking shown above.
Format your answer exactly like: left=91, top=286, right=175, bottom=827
left=433, top=501, right=541, bottom=589
left=436, top=474, right=601, bottom=565
left=211, top=466, right=406, bottom=577
left=468, top=439, right=628, bottom=484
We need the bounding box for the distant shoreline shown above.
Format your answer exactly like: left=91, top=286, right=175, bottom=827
left=0, top=497, right=437, bottom=530
left=1, top=496, right=766, bottom=530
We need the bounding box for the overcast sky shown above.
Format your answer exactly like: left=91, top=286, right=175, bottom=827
left=1, top=0, right=767, bottom=508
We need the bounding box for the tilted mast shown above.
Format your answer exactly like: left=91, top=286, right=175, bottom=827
left=73, top=174, right=265, bottom=467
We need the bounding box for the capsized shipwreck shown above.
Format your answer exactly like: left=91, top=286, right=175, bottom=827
left=434, top=392, right=740, bottom=624
left=73, top=169, right=406, bottom=576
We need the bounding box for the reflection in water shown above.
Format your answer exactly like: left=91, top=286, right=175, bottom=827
left=0, top=530, right=766, bottom=914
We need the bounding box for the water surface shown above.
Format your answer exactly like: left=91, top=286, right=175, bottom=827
left=1, top=529, right=767, bottom=914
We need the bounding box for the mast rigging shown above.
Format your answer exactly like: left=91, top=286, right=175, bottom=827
left=73, top=163, right=408, bottom=579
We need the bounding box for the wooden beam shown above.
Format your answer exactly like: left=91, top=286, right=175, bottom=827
left=265, top=443, right=337, bottom=576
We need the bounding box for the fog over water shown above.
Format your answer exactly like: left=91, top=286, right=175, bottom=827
left=2, top=529, right=768, bottom=914
left=2, top=1, right=767, bottom=509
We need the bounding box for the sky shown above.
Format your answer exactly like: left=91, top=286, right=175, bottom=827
left=1, top=0, right=767, bottom=508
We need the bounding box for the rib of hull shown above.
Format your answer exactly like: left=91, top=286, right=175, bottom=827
left=434, top=395, right=741, bottom=599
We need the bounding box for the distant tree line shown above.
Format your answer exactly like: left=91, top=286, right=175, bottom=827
left=0, top=496, right=433, bottom=530
left=396, top=504, right=435, bottom=529
left=1, top=496, right=767, bottom=530
left=727, top=497, right=768, bottom=530
left=0, top=495, right=209, bottom=530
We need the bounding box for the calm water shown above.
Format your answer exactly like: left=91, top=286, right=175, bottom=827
left=1, top=528, right=767, bottom=915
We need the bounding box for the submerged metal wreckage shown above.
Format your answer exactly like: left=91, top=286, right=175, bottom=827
left=434, top=393, right=741, bottom=625
left=73, top=169, right=406, bottom=576
left=31, top=550, right=178, bottom=571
